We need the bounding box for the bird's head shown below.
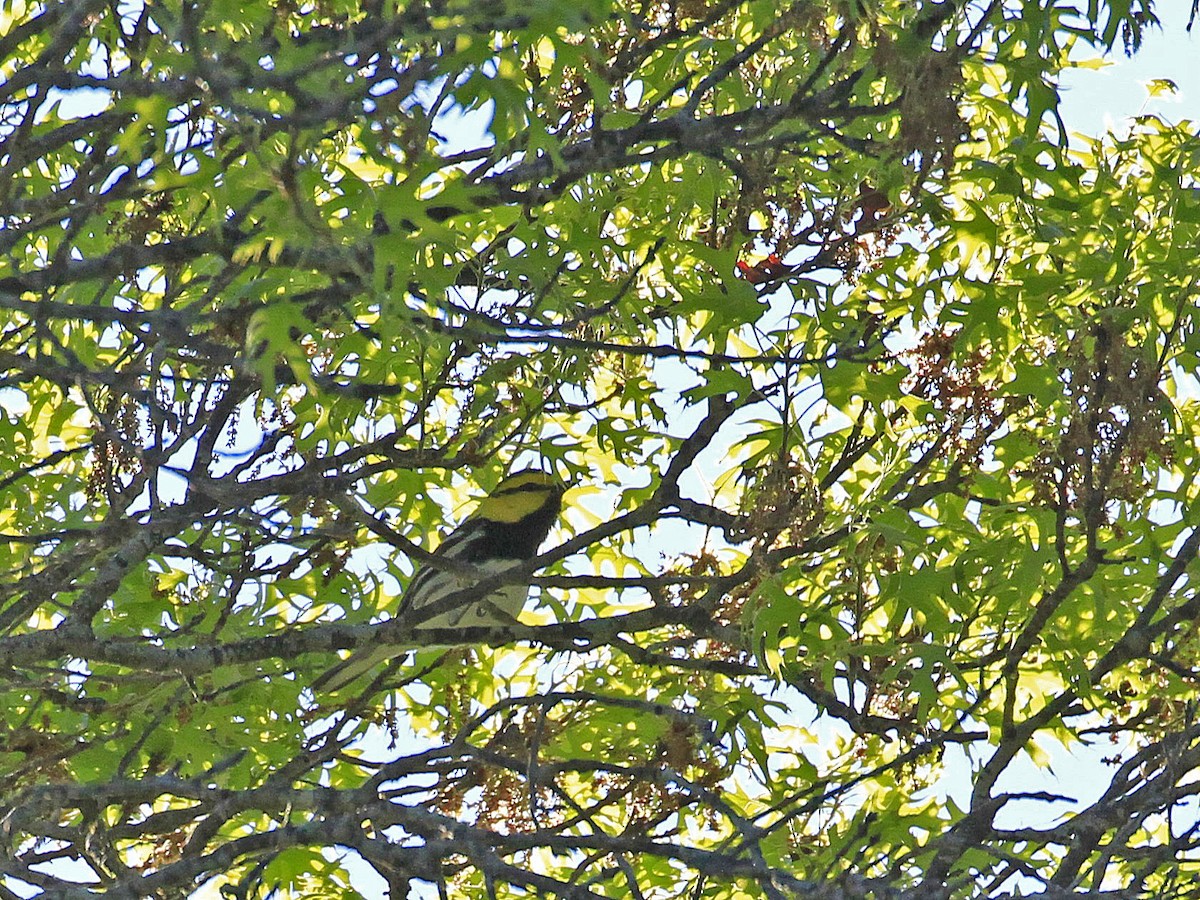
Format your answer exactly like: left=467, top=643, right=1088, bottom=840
left=473, top=469, right=565, bottom=524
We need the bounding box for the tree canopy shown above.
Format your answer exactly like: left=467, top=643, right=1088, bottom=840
left=3, top=0, right=1200, bottom=897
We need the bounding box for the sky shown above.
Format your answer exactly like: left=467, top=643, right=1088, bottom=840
left=1059, top=7, right=1199, bottom=131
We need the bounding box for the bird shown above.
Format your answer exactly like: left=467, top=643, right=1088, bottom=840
left=315, top=469, right=565, bottom=691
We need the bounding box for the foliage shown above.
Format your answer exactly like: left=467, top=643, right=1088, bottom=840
left=2, top=0, right=1199, bottom=897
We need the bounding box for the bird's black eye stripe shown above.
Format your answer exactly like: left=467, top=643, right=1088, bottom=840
left=498, top=480, right=559, bottom=496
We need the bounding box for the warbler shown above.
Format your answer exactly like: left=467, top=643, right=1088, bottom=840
left=316, top=469, right=565, bottom=691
